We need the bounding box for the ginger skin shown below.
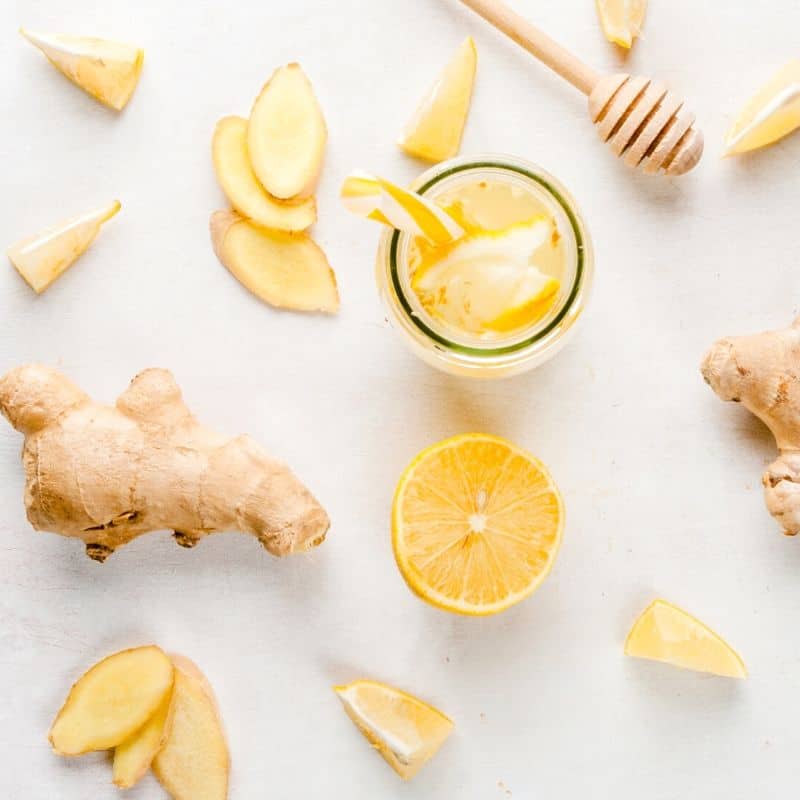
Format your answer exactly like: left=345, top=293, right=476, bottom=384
left=701, top=317, right=800, bottom=537
left=0, top=365, right=329, bottom=561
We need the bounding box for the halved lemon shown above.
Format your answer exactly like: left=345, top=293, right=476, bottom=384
left=392, top=433, right=564, bottom=616
left=334, top=680, right=453, bottom=780
left=625, top=599, right=747, bottom=678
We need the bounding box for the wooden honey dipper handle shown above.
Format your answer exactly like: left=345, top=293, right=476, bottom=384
left=456, top=0, right=704, bottom=175
left=457, top=0, right=600, bottom=94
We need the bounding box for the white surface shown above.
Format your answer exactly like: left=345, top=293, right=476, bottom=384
left=1, top=1, right=799, bottom=797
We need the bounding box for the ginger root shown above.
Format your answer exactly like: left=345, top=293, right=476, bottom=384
left=701, top=317, right=800, bottom=536
left=0, top=365, right=329, bottom=561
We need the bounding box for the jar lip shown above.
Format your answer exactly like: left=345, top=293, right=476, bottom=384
left=385, top=154, right=592, bottom=359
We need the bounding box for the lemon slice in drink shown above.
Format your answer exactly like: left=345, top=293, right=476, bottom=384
left=625, top=599, right=747, bottom=678
left=340, top=171, right=464, bottom=244
left=334, top=680, right=453, bottom=780
left=411, top=218, right=561, bottom=336
left=392, top=433, right=564, bottom=616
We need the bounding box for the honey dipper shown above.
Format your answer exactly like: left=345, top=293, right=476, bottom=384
left=457, top=0, right=704, bottom=176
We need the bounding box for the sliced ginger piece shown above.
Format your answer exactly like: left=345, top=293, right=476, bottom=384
left=7, top=200, right=120, bottom=294
left=625, top=599, right=747, bottom=678
left=248, top=64, right=327, bottom=200
left=210, top=210, right=339, bottom=313
left=213, top=116, right=316, bottom=232
left=725, top=60, right=800, bottom=155
left=113, top=689, right=175, bottom=788
left=49, top=645, right=174, bottom=756
left=398, top=37, right=477, bottom=163
left=20, top=29, right=143, bottom=110
left=335, top=680, right=453, bottom=780
left=153, top=656, right=229, bottom=800
left=595, top=0, right=647, bottom=49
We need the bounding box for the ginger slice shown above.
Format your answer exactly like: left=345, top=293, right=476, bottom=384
left=210, top=210, right=339, bottom=313
left=247, top=64, right=327, bottom=200
left=398, top=37, right=478, bottom=163
left=213, top=116, right=316, bottom=232
left=112, top=689, right=175, bottom=788
left=153, top=656, right=229, bottom=800
left=20, top=29, right=143, bottom=110
left=7, top=200, right=120, bottom=294
left=49, top=646, right=174, bottom=756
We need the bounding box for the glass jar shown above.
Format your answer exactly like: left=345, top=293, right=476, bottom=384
left=375, top=154, right=594, bottom=379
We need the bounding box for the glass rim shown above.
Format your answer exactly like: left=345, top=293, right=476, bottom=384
left=387, top=155, right=589, bottom=358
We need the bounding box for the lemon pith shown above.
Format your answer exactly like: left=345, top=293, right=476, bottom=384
left=392, top=433, right=564, bottom=616
left=624, top=599, right=747, bottom=678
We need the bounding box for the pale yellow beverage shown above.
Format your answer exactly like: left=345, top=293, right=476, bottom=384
left=408, top=178, right=569, bottom=342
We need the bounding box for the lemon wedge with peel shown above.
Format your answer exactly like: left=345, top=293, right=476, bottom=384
left=398, top=37, right=478, bottom=163
left=393, top=433, right=564, bottom=616
left=595, top=0, right=647, bottom=49
left=411, top=219, right=561, bottom=336
left=20, top=29, right=144, bottom=110
left=334, top=680, right=453, bottom=780
left=725, top=60, right=800, bottom=156
left=341, top=171, right=464, bottom=244
left=625, top=599, right=747, bottom=678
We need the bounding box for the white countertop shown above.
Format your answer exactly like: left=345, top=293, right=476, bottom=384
left=1, top=1, right=799, bottom=797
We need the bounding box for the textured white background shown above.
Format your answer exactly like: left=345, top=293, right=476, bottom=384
left=1, top=0, right=799, bottom=797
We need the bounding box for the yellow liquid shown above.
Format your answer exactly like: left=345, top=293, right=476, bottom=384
left=408, top=180, right=568, bottom=342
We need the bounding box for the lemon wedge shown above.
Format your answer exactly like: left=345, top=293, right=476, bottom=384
left=334, top=680, right=453, bottom=780
left=398, top=37, right=478, bottom=163
left=20, top=29, right=144, bottom=110
left=8, top=201, right=121, bottom=294
left=393, top=433, right=564, bottom=616
left=595, top=0, right=647, bottom=49
left=725, top=60, right=800, bottom=156
left=625, top=599, right=747, bottom=678
left=341, top=171, right=464, bottom=245
left=411, top=219, right=561, bottom=335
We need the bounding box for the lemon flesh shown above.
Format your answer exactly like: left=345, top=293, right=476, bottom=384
left=398, top=37, right=478, bottom=163
left=411, top=219, right=561, bottom=336
left=625, top=599, right=747, bottom=678
left=725, top=60, right=800, bottom=155
left=334, top=681, right=453, bottom=780
left=595, top=0, right=647, bottom=48
left=393, top=433, right=564, bottom=616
